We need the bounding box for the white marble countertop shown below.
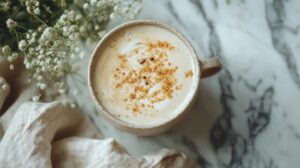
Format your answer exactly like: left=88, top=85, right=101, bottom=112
left=70, top=0, right=300, bottom=167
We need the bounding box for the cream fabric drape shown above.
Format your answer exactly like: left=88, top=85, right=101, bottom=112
left=0, top=62, right=199, bottom=168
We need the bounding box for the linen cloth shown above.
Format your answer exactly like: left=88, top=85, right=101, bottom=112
left=0, top=62, right=199, bottom=168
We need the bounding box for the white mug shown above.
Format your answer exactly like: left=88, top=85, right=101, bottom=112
left=88, top=20, right=222, bottom=136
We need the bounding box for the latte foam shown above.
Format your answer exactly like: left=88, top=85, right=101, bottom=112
left=92, top=24, right=197, bottom=126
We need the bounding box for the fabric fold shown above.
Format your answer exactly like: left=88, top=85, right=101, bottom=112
left=0, top=101, right=100, bottom=167
left=0, top=76, right=198, bottom=168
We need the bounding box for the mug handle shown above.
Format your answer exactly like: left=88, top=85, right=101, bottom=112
left=199, top=57, right=223, bottom=78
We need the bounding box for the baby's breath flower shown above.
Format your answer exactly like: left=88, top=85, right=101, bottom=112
left=39, top=49, right=45, bottom=54
left=37, top=75, right=43, bottom=81
left=18, top=40, right=27, bottom=51
left=0, top=0, right=141, bottom=97
left=83, top=3, right=89, bottom=9
left=113, top=5, right=119, bottom=11
left=67, top=11, right=75, bottom=20
left=109, top=13, right=116, bottom=19
left=25, top=0, right=40, bottom=14
left=79, top=52, right=85, bottom=60
left=90, top=0, right=97, bottom=5
left=7, top=53, right=18, bottom=62
left=7, top=56, right=13, bottom=62
left=2, top=45, right=11, bottom=55
left=9, top=64, right=14, bottom=70
left=59, top=89, right=66, bottom=94
left=6, top=18, right=17, bottom=30
left=26, top=34, right=31, bottom=39
left=32, top=94, right=41, bottom=102
left=97, top=31, right=106, bottom=38
left=34, top=8, right=41, bottom=15
left=69, top=25, right=77, bottom=33
left=25, top=62, right=32, bottom=69
left=39, top=27, right=56, bottom=45
left=70, top=103, right=77, bottom=108
left=39, top=83, right=47, bottom=90
left=37, top=26, right=44, bottom=32
left=75, top=14, right=82, bottom=21
left=0, top=1, right=11, bottom=12
left=94, top=25, right=100, bottom=30
left=0, top=77, right=8, bottom=91
left=32, top=32, right=37, bottom=37
left=59, top=14, right=68, bottom=23
left=74, top=47, right=80, bottom=53
left=2, top=84, right=8, bottom=90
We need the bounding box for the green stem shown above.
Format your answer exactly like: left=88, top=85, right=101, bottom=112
left=13, top=29, right=25, bottom=55
left=13, top=29, right=19, bottom=42
left=12, top=7, right=20, bottom=18
left=17, top=24, right=28, bottom=31
left=50, top=8, right=64, bottom=19
left=32, top=14, right=48, bottom=26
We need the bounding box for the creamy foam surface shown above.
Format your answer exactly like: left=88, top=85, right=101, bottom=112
left=93, top=24, right=196, bottom=126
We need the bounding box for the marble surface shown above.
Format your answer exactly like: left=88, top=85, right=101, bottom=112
left=69, top=0, right=300, bottom=167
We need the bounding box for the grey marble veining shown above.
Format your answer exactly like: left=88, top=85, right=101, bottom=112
left=68, top=0, right=300, bottom=167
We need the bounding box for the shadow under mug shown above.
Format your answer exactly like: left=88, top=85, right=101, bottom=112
left=88, top=20, right=222, bottom=136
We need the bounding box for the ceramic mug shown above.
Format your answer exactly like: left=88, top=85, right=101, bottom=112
left=88, top=20, right=222, bottom=136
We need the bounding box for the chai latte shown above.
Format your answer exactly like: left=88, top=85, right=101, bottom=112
left=92, top=24, right=197, bottom=126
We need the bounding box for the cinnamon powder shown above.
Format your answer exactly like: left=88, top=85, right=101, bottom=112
left=113, top=41, right=182, bottom=113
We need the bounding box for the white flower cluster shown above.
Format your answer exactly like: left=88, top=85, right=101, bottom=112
left=13, top=8, right=92, bottom=92
left=0, top=1, right=11, bottom=12
left=6, top=19, right=17, bottom=30
left=18, top=40, right=27, bottom=51
left=24, top=0, right=41, bottom=15
left=32, top=94, right=41, bottom=101
left=77, top=0, right=142, bottom=41
left=1, top=0, right=141, bottom=96
left=0, top=45, right=19, bottom=67
left=114, top=0, right=142, bottom=19
left=0, top=77, right=8, bottom=91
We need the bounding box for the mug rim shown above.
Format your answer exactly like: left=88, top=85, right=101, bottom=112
left=88, top=19, right=201, bottom=133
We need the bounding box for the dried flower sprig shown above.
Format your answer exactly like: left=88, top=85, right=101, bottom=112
left=0, top=77, right=8, bottom=91
left=0, top=0, right=141, bottom=97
